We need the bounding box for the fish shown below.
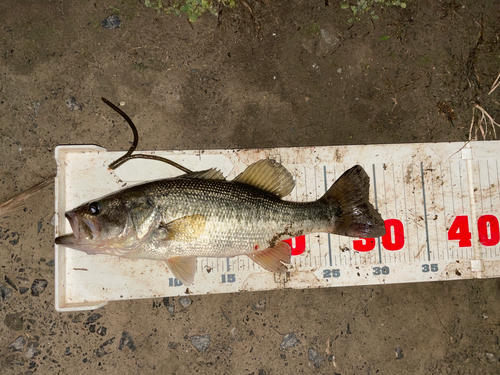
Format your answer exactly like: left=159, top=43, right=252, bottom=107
left=55, top=160, right=386, bottom=285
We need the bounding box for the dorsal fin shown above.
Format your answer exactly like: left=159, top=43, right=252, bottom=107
left=180, top=168, right=225, bottom=180
left=233, top=159, right=295, bottom=198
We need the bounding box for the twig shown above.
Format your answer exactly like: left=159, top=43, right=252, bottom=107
left=488, top=71, right=500, bottom=95
left=0, top=174, right=55, bottom=215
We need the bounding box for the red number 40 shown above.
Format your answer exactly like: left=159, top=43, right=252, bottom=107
left=448, top=215, right=500, bottom=247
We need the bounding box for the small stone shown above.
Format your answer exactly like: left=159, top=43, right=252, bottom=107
left=19, top=287, right=29, bottom=295
left=179, top=297, right=192, bottom=308
left=25, top=342, right=40, bottom=359
left=94, top=337, right=115, bottom=358
left=97, top=326, right=107, bottom=336
left=5, top=275, right=18, bottom=291
left=280, top=333, right=300, bottom=350
left=4, top=312, right=24, bottom=331
left=89, top=324, right=96, bottom=333
left=65, top=96, right=82, bottom=111
left=118, top=331, right=136, bottom=352
left=252, top=298, right=266, bottom=311
left=30, top=279, right=48, bottom=296
left=167, top=305, right=175, bottom=317
left=190, top=334, right=211, bottom=352
left=163, top=297, right=175, bottom=316
left=258, top=370, right=267, bottom=375
left=395, top=346, right=404, bottom=359
left=63, top=346, right=71, bottom=356
left=320, top=29, right=339, bottom=46
left=9, top=336, right=26, bottom=351
left=119, top=101, right=125, bottom=106
left=86, top=313, right=102, bottom=324
left=46, top=259, right=55, bottom=267
left=101, top=14, right=121, bottom=30
left=308, top=348, right=324, bottom=365
left=0, top=283, right=13, bottom=301
left=485, top=352, right=495, bottom=363
left=168, top=342, right=180, bottom=349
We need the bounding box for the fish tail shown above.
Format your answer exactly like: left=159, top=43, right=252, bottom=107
left=321, top=165, right=386, bottom=238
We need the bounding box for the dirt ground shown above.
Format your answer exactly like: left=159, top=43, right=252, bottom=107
left=2, top=0, right=500, bottom=373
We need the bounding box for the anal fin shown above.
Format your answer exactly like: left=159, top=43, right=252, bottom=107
left=166, top=257, right=197, bottom=285
left=248, top=241, right=291, bottom=273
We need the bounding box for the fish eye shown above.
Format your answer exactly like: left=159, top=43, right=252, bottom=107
left=88, top=202, right=101, bottom=215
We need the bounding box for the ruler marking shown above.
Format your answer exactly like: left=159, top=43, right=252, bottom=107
left=392, top=164, right=397, bottom=218
left=420, top=163, right=431, bottom=261
left=383, top=166, right=388, bottom=218
left=450, top=161, right=455, bottom=214
left=440, top=164, right=449, bottom=260
left=411, top=164, right=420, bottom=260
left=431, top=164, right=438, bottom=261
left=478, top=161, right=483, bottom=214
left=372, top=164, right=382, bottom=264
left=459, top=160, right=465, bottom=213
left=487, top=160, right=492, bottom=210
left=324, top=166, right=333, bottom=267
left=402, top=164, right=410, bottom=261
left=315, top=167, right=320, bottom=265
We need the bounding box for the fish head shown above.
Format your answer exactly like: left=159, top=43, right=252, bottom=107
left=55, top=196, right=140, bottom=255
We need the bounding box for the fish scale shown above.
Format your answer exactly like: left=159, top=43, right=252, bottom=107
left=137, top=178, right=329, bottom=259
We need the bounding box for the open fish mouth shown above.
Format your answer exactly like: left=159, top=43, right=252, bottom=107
left=55, top=211, right=101, bottom=246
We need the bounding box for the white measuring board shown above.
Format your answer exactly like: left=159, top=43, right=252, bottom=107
left=54, top=142, right=500, bottom=311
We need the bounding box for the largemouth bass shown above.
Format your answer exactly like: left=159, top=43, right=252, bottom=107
left=55, top=160, right=385, bottom=285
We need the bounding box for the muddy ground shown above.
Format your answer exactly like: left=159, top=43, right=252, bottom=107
left=2, top=0, right=500, bottom=373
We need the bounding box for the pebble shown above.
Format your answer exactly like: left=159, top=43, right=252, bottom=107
left=86, top=313, right=102, bottom=324
left=308, top=348, right=324, bottom=366
left=0, top=283, right=13, bottom=301
left=395, top=346, right=404, bottom=359
left=94, top=337, right=115, bottom=358
left=30, top=279, right=48, bottom=296
left=19, top=287, right=29, bottom=295
left=101, top=15, right=121, bottom=30
left=252, top=298, right=266, bottom=311
left=4, top=312, right=24, bottom=331
left=179, top=297, right=192, bottom=308
left=190, top=334, right=211, bottom=352
left=65, top=96, right=82, bottom=111
left=118, top=331, right=136, bottom=352
left=25, top=342, right=40, bottom=359
left=320, top=29, right=340, bottom=46
left=279, top=333, right=300, bottom=350
left=163, top=297, right=175, bottom=316
left=485, top=352, right=495, bottom=363
left=9, top=335, right=26, bottom=351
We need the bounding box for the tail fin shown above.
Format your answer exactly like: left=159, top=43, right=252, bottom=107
left=321, top=165, right=386, bottom=238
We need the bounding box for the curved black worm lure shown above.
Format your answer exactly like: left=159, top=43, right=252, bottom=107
left=101, top=97, right=192, bottom=174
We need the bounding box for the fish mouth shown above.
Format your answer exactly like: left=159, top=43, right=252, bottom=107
left=66, top=211, right=81, bottom=240
left=55, top=211, right=101, bottom=246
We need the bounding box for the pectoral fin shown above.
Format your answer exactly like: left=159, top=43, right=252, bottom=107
left=247, top=241, right=291, bottom=273
left=166, top=257, right=197, bottom=285
left=162, top=215, right=206, bottom=242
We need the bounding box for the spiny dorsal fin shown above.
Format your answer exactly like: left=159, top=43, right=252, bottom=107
left=233, top=160, right=295, bottom=198
left=181, top=168, right=225, bottom=180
